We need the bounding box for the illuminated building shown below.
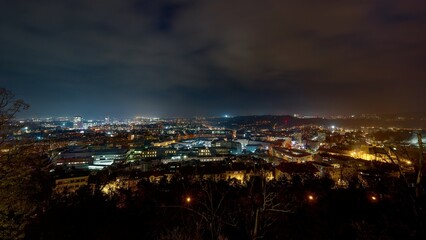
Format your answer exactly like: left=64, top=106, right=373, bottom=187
left=54, top=146, right=92, bottom=168
left=211, top=140, right=242, bottom=154
left=127, top=148, right=159, bottom=161
left=73, top=116, right=83, bottom=129
left=92, top=149, right=127, bottom=166
left=197, top=147, right=211, bottom=156
left=55, top=175, right=89, bottom=193
left=271, top=147, right=313, bottom=163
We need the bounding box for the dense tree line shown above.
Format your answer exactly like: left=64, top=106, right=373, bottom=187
left=24, top=173, right=425, bottom=240
left=0, top=88, right=53, bottom=239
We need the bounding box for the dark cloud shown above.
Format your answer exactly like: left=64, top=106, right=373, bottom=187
left=0, top=0, right=425, bottom=118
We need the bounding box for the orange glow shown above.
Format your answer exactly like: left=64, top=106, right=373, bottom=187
left=186, top=197, right=191, bottom=203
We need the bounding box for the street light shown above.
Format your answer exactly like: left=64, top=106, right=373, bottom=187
left=186, top=196, right=191, bottom=204
left=369, top=194, right=379, bottom=202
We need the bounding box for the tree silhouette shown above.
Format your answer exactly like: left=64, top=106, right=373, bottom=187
left=0, top=88, right=29, bottom=145
left=0, top=88, right=51, bottom=240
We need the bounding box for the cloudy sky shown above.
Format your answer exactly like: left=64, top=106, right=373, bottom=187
left=1, top=0, right=425, bottom=118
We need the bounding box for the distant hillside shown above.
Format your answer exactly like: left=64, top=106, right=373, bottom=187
left=213, top=115, right=426, bottom=129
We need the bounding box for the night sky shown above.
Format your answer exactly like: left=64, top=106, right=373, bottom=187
left=1, top=0, right=426, bottom=119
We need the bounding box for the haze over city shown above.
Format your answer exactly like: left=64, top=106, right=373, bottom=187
left=1, top=0, right=426, bottom=118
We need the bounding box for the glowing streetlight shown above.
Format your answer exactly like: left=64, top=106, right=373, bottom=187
left=307, top=194, right=315, bottom=201
left=186, top=196, right=191, bottom=203
left=370, top=195, right=378, bottom=202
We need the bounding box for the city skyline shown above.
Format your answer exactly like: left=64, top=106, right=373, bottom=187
left=1, top=0, right=426, bottom=118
